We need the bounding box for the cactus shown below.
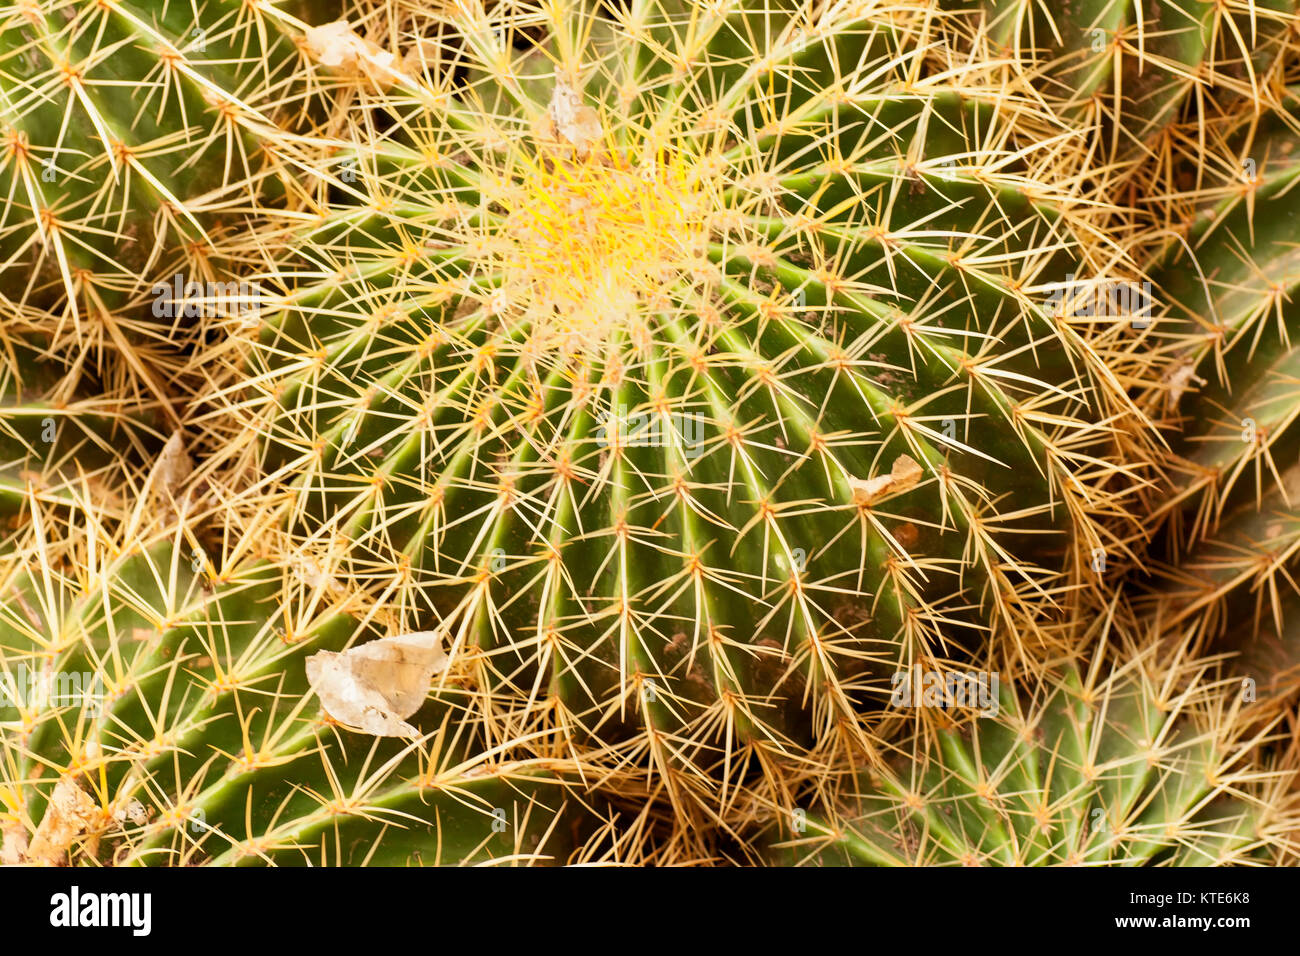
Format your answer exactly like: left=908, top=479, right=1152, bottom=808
left=0, top=505, right=617, bottom=866
left=947, top=0, right=1298, bottom=131
left=190, top=0, right=1153, bottom=828
left=935, top=0, right=1300, bottom=209
left=1135, top=93, right=1300, bottom=708
left=3, top=0, right=1294, bottom=869
left=759, top=629, right=1297, bottom=865
left=0, top=1, right=326, bottom=302
left=0, top=336, right=171, bottom=523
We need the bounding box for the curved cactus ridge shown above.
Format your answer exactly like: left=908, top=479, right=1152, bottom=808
left=1139, top=91, right=1300, bottom=704
left=0, top=0, right=347, bottom=328
left=0, top=510, right=615, bottom=866
left=199, top=0, right=1147, bottom=816
left=760, top=633, right=1297, bottom=865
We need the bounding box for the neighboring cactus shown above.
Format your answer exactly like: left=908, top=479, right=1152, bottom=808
left=0, top=510, right=615, bottom=866
left=193, top=0, right=1152, bottom=823
left=1136, top=93, right=1300, bottom=706
left=935, top=0, right=1300, bottom=209
left=759, top=631, right=1298, bottom=865
left=949, top=0, right=1298, bottom=130
left=0, top=337, right=165, bottom=520
left=0, top=0, right=332, bottom=305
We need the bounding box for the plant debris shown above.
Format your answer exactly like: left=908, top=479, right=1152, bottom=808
left=306, top=631, right=449, bottom=737
left=304, top=20, right=403, bottom=87
left=849, top=454, right=924, bottom=507
left=544, top=80, right=603, bottom=153
left=25, top=778, right=99, bottom=866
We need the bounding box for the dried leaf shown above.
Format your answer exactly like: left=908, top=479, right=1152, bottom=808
left=111, top=799, right=148, bottom=827
left=547, top=80, right=603, bottom=152
left=26, top=778, right=98, bottom=866
left=153, top=431, right=192, bottom=497
left=0, top=822, right=27, bottom=866
left=304, top=21, right=401, bottom=83
left=1164, top=361, right=1206, bottom=409
left=849, top=454, right=924, bottom=507
left=306, top=631, right=448, bottom=737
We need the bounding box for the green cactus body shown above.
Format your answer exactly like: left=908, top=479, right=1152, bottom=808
left=0, top=0, right=330, bottom=314
left=760, top=653, right=1285, bottom=865
left=0, top=338, right=157, bottom=516
left=204, top=0, right=1142, bottom=811
left=0, top=529, right=604, bottom=866
left=1144, top=95, right=1300, bottom=701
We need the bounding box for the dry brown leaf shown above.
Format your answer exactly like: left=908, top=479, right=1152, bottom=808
left=111, top=799, right=148, bottom=827
left=306, top=631, right=448, bottom=737
left=153, top=431, right=192, bottom=497
left=0, top=821, right=28, bottom=866
left=547, top=80, right=603, bottom=152
left=304, top=21, right=401, bottom=84
left=849, top=454, right=924, bottom=507
left=1164, top=361, right=1206, bottom=409
left=26, top=778, right=98, bottom=866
